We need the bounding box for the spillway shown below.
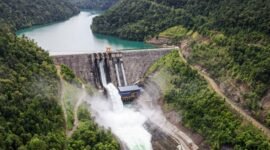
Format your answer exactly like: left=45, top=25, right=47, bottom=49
left=92, top=60, right=152, bottom=150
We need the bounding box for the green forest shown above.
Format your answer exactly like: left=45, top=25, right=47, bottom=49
left=1, top=0, right=270, bottom=149
left=150, top=50, right=270, bottom=149
left=0, top=0, right=79, bottom=30
left=0, top=28, right=65, bottom=149
left=91, top=0, right=193, bottom=41
left=92, top=0, right=270, bottom=41
left=92, top=0, right=270, bottom=128
left=68, top=0, right=118, bottom=10
left=0, top=0, right=120, bottom=149
left=0, top=28, right=119, bottom=149
left=68, top=107, right=119, bottom=149
left=188, top=30, right=270, bottom=118
left=158, top=24, right=270, bottom=126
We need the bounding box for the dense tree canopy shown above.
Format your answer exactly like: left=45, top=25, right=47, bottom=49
left=0, top=0, right=120, bottom=147
left=68, top=0, right=118, bottom=10
left=0, top=0, right=79, bottom=30
left=0, top=28, right=66, bottom=149
left=92, top=0, right=270, bottom=40
left=68, top=108, right=120, bottom=150
left=93, top=0, right=270, bottom=128
left=91, top=0, right=194, bottom=40
left=0, top=28, right=120, bottom=149
left=151, top=50, right=270, bottom=149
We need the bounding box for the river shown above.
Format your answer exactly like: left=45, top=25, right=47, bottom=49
left=16, top=10, right=154, bottom=55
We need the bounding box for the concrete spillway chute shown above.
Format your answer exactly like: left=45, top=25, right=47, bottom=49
left=114, top=61, right=122, bottom=87
left=52, top=48, right=174, bottom=100
left=120, top=61, right=128, bottom=86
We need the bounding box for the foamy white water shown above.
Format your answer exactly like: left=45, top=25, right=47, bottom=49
left=99, top=61, right=124, bottom=111
left=86, top=61, right=153, bottom=150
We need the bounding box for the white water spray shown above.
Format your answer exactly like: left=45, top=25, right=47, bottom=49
left=99, top=61, right=123, bottom=111
left=87, top=60, right=152, bottom=150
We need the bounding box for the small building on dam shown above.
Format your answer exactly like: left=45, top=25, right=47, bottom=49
left=52, top=48, right=175, bottom=101
left=118, top=85, right=141, bottom=101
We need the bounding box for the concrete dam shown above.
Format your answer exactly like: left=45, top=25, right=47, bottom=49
left=52, top=48, right=174, bottom=91
left=52, top=47, right=199, bottom=150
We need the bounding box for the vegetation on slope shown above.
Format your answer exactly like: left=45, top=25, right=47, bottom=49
left=97, top=0, right=270, bottom=128
left=159, top=25, right=270, bottom=127
left=61, top=64, right=81, bottom=86
left=149, top=0, right=270, bottom=35
left=150, top=50, right=270, bottom=149
left=0, top=28, right=66, bottom=149
left=68, top=105, right=120, bottom=149
left=91, top=0, right=193, bottom=40
left=0, top=28, right=119, bottom=150
left=0, top=0, right=79, bottom=30
left=68, top=0, right=118, bottom=10
left=92, top=0, right=270, bottom=40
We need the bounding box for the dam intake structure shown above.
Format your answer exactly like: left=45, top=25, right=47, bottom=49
left=53, top=48, right=175, bottom=101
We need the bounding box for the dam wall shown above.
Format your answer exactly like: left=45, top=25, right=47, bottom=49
left=52, top=48, right=174, bottom=86
left=122, top=49, right=171, bottom=84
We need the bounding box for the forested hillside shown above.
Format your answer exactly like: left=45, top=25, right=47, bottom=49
left=149, top=51, right=270, bottom=149
left=0, top=0, right=79, bottom=30
left=0, top=28, right=66, bottom=149
left=0, top=0, right=120, bottom=148
left=93, top=0, right=270, bottom=127
left=149, top=0, right=270, bottom=35
left=91, top=0, right=193, bottom=40
left=91, top=0, right=270, bottom=40
left=68, top=0, right=118, bottom=10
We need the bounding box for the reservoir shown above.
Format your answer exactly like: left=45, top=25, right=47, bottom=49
left=16, top=10, right=154, bottom=55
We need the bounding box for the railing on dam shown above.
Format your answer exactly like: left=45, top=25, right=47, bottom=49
left=52, top=47, right=177, bottom=88
left=116, top=47, right=179, bottom=52
left=50, top=47, right=179, bottom=56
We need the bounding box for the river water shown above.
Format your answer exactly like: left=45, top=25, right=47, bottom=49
left=16, top=10, right=154, bottom=55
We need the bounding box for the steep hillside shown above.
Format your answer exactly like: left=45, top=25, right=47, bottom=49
left=149, top=0, right=270, bottom=34
left=0, top=28, right=66, bottom=149
left=92, top=0, right=270, bottom=126
left=92, top=0, right=270, bottom=40
left=91, top=0, right=193, bottom=40
left=0, top=0, right=79, bottom=30
left=157, top=24, right=270, bottom=126
left=68, top=0, right=118, bottom=10
left=148, top=50, right=270, bottom=149
left=0, top=0, right=120, bottom=148
left=0, top=28, right=120, bottom=149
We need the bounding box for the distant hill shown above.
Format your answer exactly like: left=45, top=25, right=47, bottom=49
left=91, top=0, right=270, bottom=40
left=0, top=0, right=79, bottom=30
left=68, top=0, right=118, bottom=10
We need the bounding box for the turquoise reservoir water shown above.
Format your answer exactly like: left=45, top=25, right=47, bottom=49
left=16, top=10, right=154, bottom=55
